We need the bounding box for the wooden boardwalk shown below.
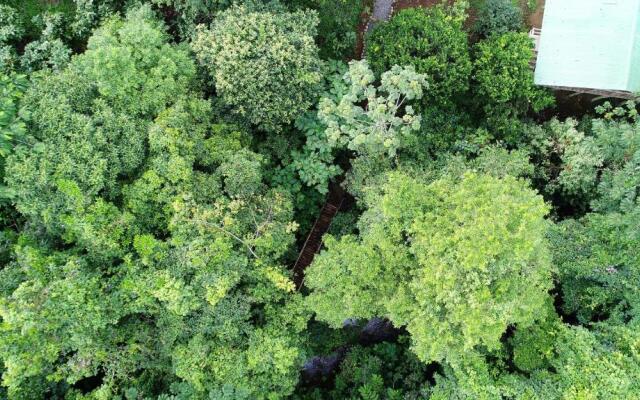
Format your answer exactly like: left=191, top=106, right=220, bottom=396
left=292, top=183, right=345, bottom=289
left=293, top=0, right=395, bottom=289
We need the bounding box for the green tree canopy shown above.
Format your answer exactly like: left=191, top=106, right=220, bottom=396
left=472, top=32, right=554, bottom=141
left=306, top=171, right=554, bottom=369
left=192, top=3, right=323, bottom=132
left=474, top=0, right=523, bottom=38
left=0, top=7, right=309, bottom=398
left=293, top=60, right=427, bottom=194
left=366, top=6, right=471, bottom=104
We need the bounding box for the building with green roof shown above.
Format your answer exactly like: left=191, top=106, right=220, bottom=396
left=534, top=0, right=640, bottom=98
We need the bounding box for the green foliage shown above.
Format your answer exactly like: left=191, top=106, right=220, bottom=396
left=0, top=5, right=24, bottom=72
left=408, top=103, right=476, bottom=156
left=524, top=114, right=640, bottom=215
left=0, top=73, right=27, bottom=159
left=474, top=0, right=523, bottom=38
left=506, top=321, right=640, bottom=399
left=296, top=338, right=430, bottom=399
left=551, top=210, right=640, bottom=325
left=2, top=0, right=640, bottom=398
left=306, top=171, right=553, bottom=370
left=6, top=5, right=196, bottom=232
left=292, top=60, right=427, bottom=194
left=192, top=3, right=323, bottom=131
left=539, top=323, right=640, bottom=398
left=0, top=5, right=25, bottom=44
left=3, top=0, right=75, bottom=37
left=20, top=12, right=72, bottom=73
left=520, top=118, right=603, bottom=213
left=472, top=32, right=554, bottom=141
left=366, top=7, right=471, bottom=104
left=288, top=0, right=365, bottom=60
left=428, top=316, right=640, bottom=399
left=150, top=0, right=233, bottom=38
left=0, top=8, right=309, bottom=398
left=472, top=32, right=545, bottom=107
left=319, top=60, right=426, bottom=158
left=595, top=100, right=639, bottom=122
left=71, top=0, right=123, bottom=39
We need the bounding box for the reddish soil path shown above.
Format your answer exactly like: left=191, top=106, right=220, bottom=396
left=354, top=0, right=375, bottom=60
left=526, top=0, right=545, bottom=28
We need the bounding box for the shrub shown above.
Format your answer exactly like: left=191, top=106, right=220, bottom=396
left=0, top=5, right=25, bottom=43
left=472, top=32, right=553, bottom=140
left=366, top=7, right=471, bottom=104
left=474, top=0, right=523, bottom=38
left=192, top=3, right=322, bottom=132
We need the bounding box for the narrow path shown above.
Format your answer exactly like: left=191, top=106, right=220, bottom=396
left=292, top=183, right=345, bottom=290
left=371, top=0, right=394, bottom=23
left=361, top=0, right=395, bottom=57
left=293, top=0, right=395, bottom=291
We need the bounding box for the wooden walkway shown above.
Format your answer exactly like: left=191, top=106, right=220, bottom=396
left=292, top=183, right=345, bottom=289
left=293, top=0, right=394, bottom=290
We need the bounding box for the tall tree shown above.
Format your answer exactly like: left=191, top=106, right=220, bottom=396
left=366, top=6, right=471, bottom=105
left=305, top=171, right=554, bottom=371
left=0, top=7, right=308, bottom=398
left=192, top=3, right=322, bottom=132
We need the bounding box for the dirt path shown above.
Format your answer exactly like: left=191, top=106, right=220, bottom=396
left=371, top=0, right=394, bottom=22
left=359, top=0, right=396, bottom=57
left=527, top=0, right=545, bottom=28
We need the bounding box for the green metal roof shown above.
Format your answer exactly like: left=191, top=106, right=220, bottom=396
left=534, top=0, right=640, bottom=93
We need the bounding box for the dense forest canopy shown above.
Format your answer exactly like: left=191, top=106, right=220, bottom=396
left=0, top=0, right=639, bottom=399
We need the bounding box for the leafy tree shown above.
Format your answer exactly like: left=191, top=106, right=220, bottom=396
left=428, top=316, right=640, bottom=399
left=0, top=5, right=24, bottom=44
left=318, top=60, right=426, bottom=158
left=150, top=0, right=232, bottom=38
left=472, top=32, right=553, bottom=141
left=305, top=171, right=553, bottom=371
left=0, top=73, right=27, bottom=160
left=551, top=209, right=640, bottom=326
left=538, top=114, right=640, bottom=325
left=20, top=12, right=72, bottom=73
left=533, top=322, right=640, bottom=398
left=366, top=7, right=471, bottom=104
left=0, top=5, right=24, bottom=72
left=6, top=5, right=195, bottom=233
left=523, top=108, right=640, bottom=215
left=192, top=3, right=323, bottom=131
left=292, top=60, right=427, bottom=194
left=71, top=0, right=124, bottom=39
left=474, top=0, right=523, bottom=38
left=0, top=7, right=309, bottom=398
left=519, top=118, right=602, bottom=214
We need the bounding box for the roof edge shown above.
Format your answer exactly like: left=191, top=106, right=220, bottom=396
left=626, top=0, right=640, bottom=90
